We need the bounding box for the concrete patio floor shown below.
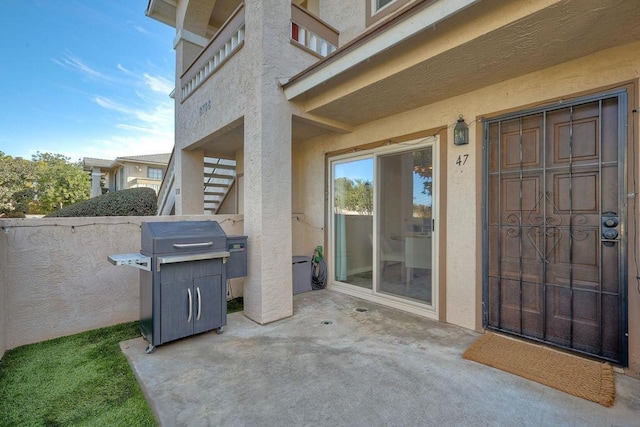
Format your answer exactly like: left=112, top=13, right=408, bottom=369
left=121, top=290, right=640, bottom=426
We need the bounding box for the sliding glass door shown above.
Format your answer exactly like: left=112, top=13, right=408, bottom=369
left=330, top=139, right=436, bottom=309
left=333, top=158, right=374, bottom=289
left=378, top=147, right=433, bottom=304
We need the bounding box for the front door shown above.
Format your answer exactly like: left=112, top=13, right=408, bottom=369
left=484, top=92, right=627, bottom=364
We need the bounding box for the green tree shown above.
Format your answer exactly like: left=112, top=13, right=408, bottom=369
left=0, top=152, right=37, bottom=216
left=31, top=152, right=90, bottom=214
left=412, top=149, right=433, bottom=198
left=334, top=177, right=373, bottom=215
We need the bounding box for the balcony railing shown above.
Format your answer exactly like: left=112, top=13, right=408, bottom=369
left=291, top=3, right=338, bottom=57
left=180, top=3, right=245, bottom=101
left=130, top=178, right=162, bottom=194
left=156, top=151, right=175, bottom=215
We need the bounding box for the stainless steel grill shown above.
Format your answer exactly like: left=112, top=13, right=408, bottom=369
left=109, top=220, right=247, bottom=353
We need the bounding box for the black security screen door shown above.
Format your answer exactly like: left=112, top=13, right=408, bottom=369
left=483, top=92, right=627, bottom=364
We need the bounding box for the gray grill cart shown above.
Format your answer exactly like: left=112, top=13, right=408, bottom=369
left=109, top=221, right=247, bottom=353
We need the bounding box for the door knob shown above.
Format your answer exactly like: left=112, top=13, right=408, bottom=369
left=601, top=211, right=619, bottom=247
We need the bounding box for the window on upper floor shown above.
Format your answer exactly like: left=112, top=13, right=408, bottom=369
left=148, top=167, right=163, bottom=180
left=375, top=0, right=395, bottom=12
left=366, top=0, right=412, bottom=26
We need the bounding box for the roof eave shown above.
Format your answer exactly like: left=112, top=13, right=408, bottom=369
left=146, top=0, right=177, bottom=28
left=283, top=0, right=480, bottom=100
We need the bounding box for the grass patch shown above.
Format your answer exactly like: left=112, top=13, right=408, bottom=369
left=227, top=297, right=244, bottom=313
left=0, top=322, right=156, bottom=426
left=1, top=299, right=245, bottom=425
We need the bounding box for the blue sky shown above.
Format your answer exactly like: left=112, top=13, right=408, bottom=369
left=0, top=0, right=176, bottom=162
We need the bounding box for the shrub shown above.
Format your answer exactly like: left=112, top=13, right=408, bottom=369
left=46, top=187, right=157, bottom=217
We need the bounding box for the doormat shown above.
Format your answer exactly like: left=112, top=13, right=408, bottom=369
left=463, top=332, right=615, bottom=407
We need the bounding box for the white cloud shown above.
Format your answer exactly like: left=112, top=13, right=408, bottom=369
left=53, top=53, right=115, bottom=82
left=52, top=52, right=175, bottom=160
left=117, top=64, right=132, bottom=75
left=143, top=73, right=174, bottom=94
left=134, top=25, right=151, bottom=36
left=94, top=96, right=129, bottom=113
left=88, top=74, right=175, bottom=158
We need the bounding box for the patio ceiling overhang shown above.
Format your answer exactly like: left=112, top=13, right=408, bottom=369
left=186, top=114, right=341, bottom=153
left=146, top=0, right=177, bottom=28
left=283, top=0, right=640, bottom=128
left=187, top=117, right=244, bottom=160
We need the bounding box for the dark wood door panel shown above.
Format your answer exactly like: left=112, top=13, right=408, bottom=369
left=485, top=94, right=625, bottom=363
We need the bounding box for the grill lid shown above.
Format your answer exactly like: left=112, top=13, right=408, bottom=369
left=141, top=221, right=228, bottom=256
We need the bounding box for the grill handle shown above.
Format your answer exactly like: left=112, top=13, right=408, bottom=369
left=157, top=251, right=231, bottom=271
left=173, top=242, right=213, bottom=249
left=196, top=287, right=202, bottom=321
left=187, top=288, right=193, bottom=323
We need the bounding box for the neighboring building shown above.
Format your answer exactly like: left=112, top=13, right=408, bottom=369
left=146, top=0, right=640, bottom=377
left=83, top=153, right=171, bottom=198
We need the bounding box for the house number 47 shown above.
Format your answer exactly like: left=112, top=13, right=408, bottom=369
left=456, top=154, right=469, bottom=166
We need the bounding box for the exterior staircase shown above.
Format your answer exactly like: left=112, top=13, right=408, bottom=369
left=203, top=158, right=236, bottom=214
left=156, top=152, right=236, bottom=215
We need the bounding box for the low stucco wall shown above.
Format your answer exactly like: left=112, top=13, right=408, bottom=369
left=0, top=223, right=7, bottom=358
left=0, top=214, right=244, bottom=355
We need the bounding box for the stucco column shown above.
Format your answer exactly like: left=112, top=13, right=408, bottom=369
left=172, top=11, right=208, bottom=217
left=90, top=167, right=102, bottom=198
left=242, top=0, right=293, bottom=324
left=174, top=148, right=204, bottom=215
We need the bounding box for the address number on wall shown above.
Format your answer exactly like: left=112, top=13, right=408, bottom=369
left=199, top=100, right=211, bottom=116
left=456, top=154, right=469, bottom=166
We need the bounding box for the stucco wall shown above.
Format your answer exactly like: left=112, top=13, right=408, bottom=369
left=176, top=1, right=319, bottom=152
left=0, top=222, right=7, bottom=359
left=319, top=0, right=366, bottom=46
left=292, top=41, right=640, bottom=373
left=122, top=162, right=165, bottom=183
left=0, top=214, right=244, bottom=352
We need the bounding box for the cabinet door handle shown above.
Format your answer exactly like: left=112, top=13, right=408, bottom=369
left=196, top=287, right=202, bottom=321
left=187, top=288, right=193, bottom=323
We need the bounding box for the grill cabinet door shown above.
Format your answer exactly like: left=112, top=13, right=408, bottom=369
left=160, top=275, right=193, bottom=344
left=193, top=275, right=223, bottom=334
left=159, top=259, right=224, bottom=345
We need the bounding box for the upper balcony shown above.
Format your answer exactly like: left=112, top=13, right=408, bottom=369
left=174, top=2, right=339, bottom=103
left=180, top=4, right=246, bottom=102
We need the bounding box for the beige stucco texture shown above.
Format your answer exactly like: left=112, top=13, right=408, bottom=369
left=291, top=41, right=640, bottom=375
left=153, top=0, right=640, bottom=376
left=174, top=0, right=328, bottom=324
left=0, top=215, right=244, bottom=356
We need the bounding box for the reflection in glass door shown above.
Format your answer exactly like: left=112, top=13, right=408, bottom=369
left=330, top=141, right=436, bottom=309
left=333, top=158, right=374, bottom=289
left=378, top=147, right=433, bottom=304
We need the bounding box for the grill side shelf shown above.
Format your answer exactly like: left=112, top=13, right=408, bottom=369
left=157, top=251, right=231, bottom=271
left=107, top=253, right=152, bottom=271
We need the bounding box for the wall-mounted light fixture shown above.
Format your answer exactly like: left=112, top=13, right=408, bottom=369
left=453, top=115, right=469, bottom=146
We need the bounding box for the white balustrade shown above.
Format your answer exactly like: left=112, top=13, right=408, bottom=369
left=181, top=25, right=245, bottom=100
left=291, top=21, right=337, bottom=57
